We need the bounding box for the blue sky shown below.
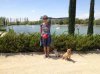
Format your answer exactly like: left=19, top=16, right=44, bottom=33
left=0, top=0, right=100, bottom=20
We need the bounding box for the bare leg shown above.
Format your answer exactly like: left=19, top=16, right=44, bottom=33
left=44, top=46, right=47, bottom=57
left=47, top=46, right=50, bottom=57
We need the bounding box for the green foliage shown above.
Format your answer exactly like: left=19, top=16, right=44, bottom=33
left=0, top=17, right=100, bottom=25
left=0, top=31, right=100, bottom=53
left=0, top=17, right=42, bottom=25
left=29, top=33, right=41, bottom=52
left=77, top=35, right=94, bottom=51
left=52, top=34, right=76, bottom=51
left=0, top=30, right=41, bottom=52
left=0, top=17, right=7, bottom=26
left=95, top=19, right=100, bottom=25
left=59, top=20, right=63, bottom=25
left=0, top=28, right=6, bottom=31
left=52, top=34, right=100, bottom=52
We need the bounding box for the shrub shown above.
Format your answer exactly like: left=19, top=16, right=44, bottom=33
left=0, top=31, right=100, bottom=53
left=76, top=35, right=93, bottom=51
left=0, top=30, right=41, bottom=52
left=0, top=28, right=6, bottom=31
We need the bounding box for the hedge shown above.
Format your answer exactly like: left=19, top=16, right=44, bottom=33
left=0, top=30, right=100, bottom=53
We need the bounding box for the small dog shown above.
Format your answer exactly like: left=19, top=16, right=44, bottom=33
left=62, top=48, right=72, bottom=60
left=53, top=49, right=60, bottom=57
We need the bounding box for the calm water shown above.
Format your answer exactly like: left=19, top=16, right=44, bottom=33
left=4, top=24, right=100, bottom=35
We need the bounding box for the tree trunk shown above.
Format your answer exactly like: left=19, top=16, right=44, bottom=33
left=68, top=0, right=76, bottom=35
left=87, top=0, right=95, bottom=35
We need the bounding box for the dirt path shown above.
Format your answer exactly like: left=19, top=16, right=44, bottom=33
left=0, top=52, right=100, bottom=74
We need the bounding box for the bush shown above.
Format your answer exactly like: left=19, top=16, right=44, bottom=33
left=51, top=34, right=76, bottom=51
left=0, top=30, right=41, bottom=53
left=0, top=31, right=100, bottom=53
left=0, top=28, right=6, bottom=31
left=76, top=35, right=93, bottom=51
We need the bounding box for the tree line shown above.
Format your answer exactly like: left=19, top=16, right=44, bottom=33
left=0, top=17, right=42, bottom=26
left=0, top=17, right=99, bottom=26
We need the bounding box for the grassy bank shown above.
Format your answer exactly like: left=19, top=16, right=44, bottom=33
left=0, top=30, right=100, bottom=53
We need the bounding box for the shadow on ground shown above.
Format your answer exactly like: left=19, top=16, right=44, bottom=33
left=0, top=52, right=44, bottom=58
left=0, top=50, right=100, bottom=58
left=66, top=58, right=76, bottom=63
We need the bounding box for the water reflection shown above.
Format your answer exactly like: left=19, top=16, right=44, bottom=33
left=4, top=25, right=100, bottom=35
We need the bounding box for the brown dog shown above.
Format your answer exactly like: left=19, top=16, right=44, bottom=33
left=62, top=48, right=72, bottom=60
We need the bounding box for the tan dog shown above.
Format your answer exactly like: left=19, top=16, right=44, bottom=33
left=62, top=48, right=72, bottom=60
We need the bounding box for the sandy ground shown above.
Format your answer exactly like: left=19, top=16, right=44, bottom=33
left=0, top=52, right=100, bottom=74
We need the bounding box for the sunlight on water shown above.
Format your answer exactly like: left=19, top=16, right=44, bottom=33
left=5, top=24, right=100, bottom=35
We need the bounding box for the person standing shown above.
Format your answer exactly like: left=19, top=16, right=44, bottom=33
left=40, top=15, right=51, bottom=57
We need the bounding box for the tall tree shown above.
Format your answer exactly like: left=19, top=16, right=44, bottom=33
left=87, top=0, right=95, bottom=35
left=3, top=18, right=6, bottom=26
left=68, top=0, right=76, bottom=35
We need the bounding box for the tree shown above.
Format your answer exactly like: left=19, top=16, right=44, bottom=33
left=16, top=19, right=20, bottom=25
left=95, top=19, right=100, bottom=25
left=23, top=17, right=29, bottom=25
left=59, top=20, right=63, bottom=25
left=68, top=0, right=76, bottom=35
left=63, top=19, right=68, bottom=24
left=87, top=0, right=95, bottom=35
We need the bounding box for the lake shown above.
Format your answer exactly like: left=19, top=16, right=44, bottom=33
left=4, top=24, right=100, bottom=35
